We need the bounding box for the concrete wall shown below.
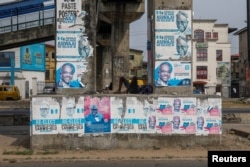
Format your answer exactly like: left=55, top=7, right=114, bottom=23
left=30, top=94, right=222, bottom=150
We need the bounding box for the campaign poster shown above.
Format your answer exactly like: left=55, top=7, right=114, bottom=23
left=217, top=62, right=231, bottom=86
left=56, top=0, right=93, bottom=62
left=110, top=97, right=124, bottom=133
left=31, top=97, right=60, bottom=135
left=155, top=10, right=192, bottom=60
left=179, top=98, right=196, bottom=115
left=206, top=98, right=222, bottom=117
left=154, top=61, right=191, bottom=87
left=139, top=97, right=158, bottom=133
left=157, top=97, right=173, bottom=115
left=178, top=115, right=196, bottom=134
left=60, top=97, right=84, bottom=134
left=84, top=97, right=111, bottom=133
left=20, top=44, right=45, bottom=71
left=155, top=32, right=192, bottom=60
left=56, top=32, right=93, bottom=62
left=171, top=115, right=196, bottom=134
left=196, top=116, right=222, bottom=135
left=154, top=110, right=173, bottom=135
left=120, top=97, right=141, bottom=133
left=56, top=62, right=87, bottom=88
left=155, top=10, right=192, bottom=35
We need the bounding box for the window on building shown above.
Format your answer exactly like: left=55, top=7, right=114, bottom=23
left=216, top=50, right=223, bottom=61
left=51, top=52, right=55, bottom=59
left=196, top=48, right=207, bottom=61
left=196, top=66, right=207, bottom=79
left=205, top=32, right=211, bottom=39
left=46, top=52, right=49, bottom=57
left=194, top=29, right=204, bottom=42
left=45, top=70, right=50, bottom=80
left=213, top=32, right=218, bottom=39
left=129, top=55, right=134, bottom=60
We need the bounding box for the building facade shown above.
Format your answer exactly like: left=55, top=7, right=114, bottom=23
left=192, top=19, right=234, bottom=97
left=234, top=27, right=250, bottom=97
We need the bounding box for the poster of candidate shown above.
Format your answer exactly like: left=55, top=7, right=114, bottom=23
left=154, top=61, right=191, bottom=87
left=60, top=97, right=84, bottom=134
left=84, top=97, right=111, bottom=133
left=20, top=44, right=45, bottom=71
left=122, top=97, right=143, bottom=133
left=155, top=10, right=192, bottom=35
left=56, top=32, right=93, bottom=62
left=155, top=33, right=191, bottom=60
left=56, top=0, right=93, bottom=62
left=56, top=62, right=87, bottom=88
left=138, top=98, right=158, bottom=133
left=217, top=62, right=231, bottom=86
left=196, top=116, right=222, bottom=135
left=178, top=115, right=196, bottom=134
left=155, top=10, right=192, bottom=60
left=110, top=97, right=124, bottom=133
left=31, top=97, right=60, bottom=135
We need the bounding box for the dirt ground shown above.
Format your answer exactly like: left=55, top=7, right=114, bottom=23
left=0, top=100, right=250, bottom=163
left=0, top=127, right=250, bottom=163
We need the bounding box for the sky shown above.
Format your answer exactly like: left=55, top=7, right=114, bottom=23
left=130, top=0, right=247, bottom=57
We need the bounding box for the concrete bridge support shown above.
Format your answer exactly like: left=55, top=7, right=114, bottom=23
left=98, top=0, right=145, bottom=91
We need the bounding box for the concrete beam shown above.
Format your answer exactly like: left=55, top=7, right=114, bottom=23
left=0, top=24, right=55, bottom=51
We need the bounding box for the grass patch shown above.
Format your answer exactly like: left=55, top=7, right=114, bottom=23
left=3, top=150, right=33, bottom=155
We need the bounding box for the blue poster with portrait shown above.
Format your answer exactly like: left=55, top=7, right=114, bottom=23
left=56, top=62, right=87, bottom=88
left=154, top=61, right=191, bottom=87
left=20, top=44, right=45, bottom=71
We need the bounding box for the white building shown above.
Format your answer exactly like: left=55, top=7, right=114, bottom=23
left=0, top=46, right=45, bottom=99
left=192, top=19, right=236, bottom=97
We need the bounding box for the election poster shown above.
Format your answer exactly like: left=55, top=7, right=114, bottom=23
left=154, top=112, right=172, bottom=135
left=157, top=97, right=173, bottom=115
left=84, top=96, right=111, bottom=134
left=178, top=98, right=196, bottom=115
left=217, top=62, right=231, bottom=86
left=56, top=61, right=87, bottom=88
left=155, top=32, right=192, bottom=60
left=31, top=97, right=60, bottom=135
left=155, top=10, right=192, bottom=60
left=155, top=10, right=192, bottom=35
left=110, top=97, right=124, bottom=133
left=206, top=98, right=222, bottom=117
left=56, top=0, right=93, bottom=62
left=56, top=32, right=93, bottom=62
left=139, top=98, right=158, bottom=133
left=20, top=44, right=45, bottom=71
left=154, top=61, right=191, bottom=87
left=56, top=0, right=83, bottom=30
left=196, top=116, right=222, bottom=135
left=60, top=97, right=84, bottom=134
left=178, top=115, right=196, bottom=134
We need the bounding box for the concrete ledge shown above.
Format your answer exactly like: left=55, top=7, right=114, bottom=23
left=31, top=134, right=221, bottom=150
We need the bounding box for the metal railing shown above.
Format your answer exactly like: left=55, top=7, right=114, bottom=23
left=0, top=17, right=54, bottom=34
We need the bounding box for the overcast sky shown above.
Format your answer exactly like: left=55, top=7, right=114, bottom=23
left=130, top=0, right=247, bottom=56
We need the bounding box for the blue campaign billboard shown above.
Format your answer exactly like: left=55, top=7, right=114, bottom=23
left=20, top=44, right=45, bottom=71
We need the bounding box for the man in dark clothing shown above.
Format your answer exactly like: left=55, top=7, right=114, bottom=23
left=114, top=76, right=139, bottom=94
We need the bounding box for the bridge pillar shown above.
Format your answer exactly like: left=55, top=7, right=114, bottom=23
left=99, top=0, right=145, bottom=91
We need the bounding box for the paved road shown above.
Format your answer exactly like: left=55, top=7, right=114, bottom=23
left=0, top=160, right=207, bottom=167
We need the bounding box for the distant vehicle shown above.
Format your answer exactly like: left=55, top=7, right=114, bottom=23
left=0, top=85, right=21, bottom=100
left=43, top=86, right=55, bottom=94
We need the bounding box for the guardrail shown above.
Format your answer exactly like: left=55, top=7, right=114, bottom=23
left=0, top=17, right=54, bottom=34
